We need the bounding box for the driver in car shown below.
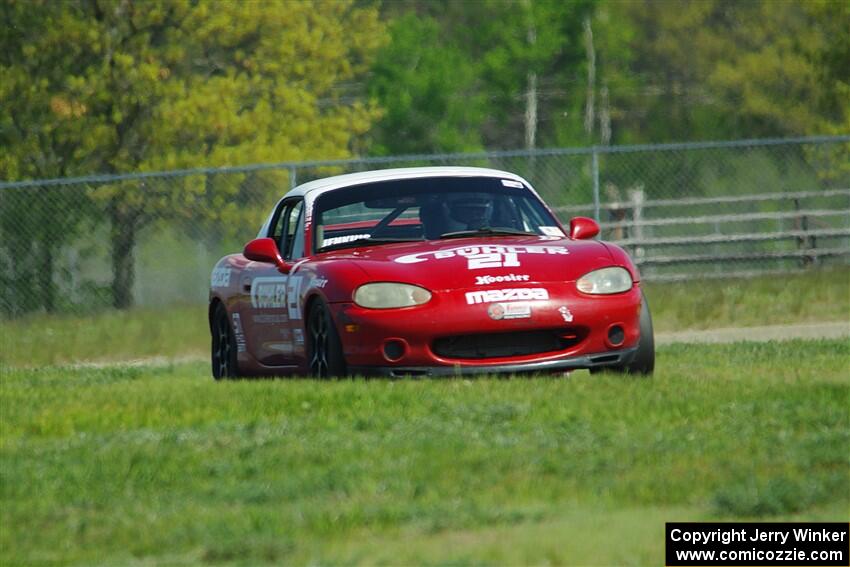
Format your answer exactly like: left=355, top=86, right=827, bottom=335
left=419, top=193, right=495, bottom=239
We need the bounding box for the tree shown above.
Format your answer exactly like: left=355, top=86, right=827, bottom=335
left=459, top=0, right=593, bottom=149
left=599, top=0, right=849, bottom=196
left=367, top=0, right=593, bottom=155
left=367, top=12, right=487, bottom=155
left=0, top=0, right=97, bottom=314
left=603, top=0, right=849, bottom=143
left=805, top=0, right=850, bottom=183
left=706, top=1, right=845, bottom=137
left=1, top=0, right=386, bottom=310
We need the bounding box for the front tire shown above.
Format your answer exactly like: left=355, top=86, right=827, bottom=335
left=211, top=302, right=239, bottom=380
left=592, top=291, right=655, bottom=375
left=307, top=299, right=346, bottom=378
left=627, top=291, right=655, bottom=374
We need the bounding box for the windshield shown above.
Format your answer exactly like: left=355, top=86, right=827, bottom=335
left=313, top=176, right=562, bottom=252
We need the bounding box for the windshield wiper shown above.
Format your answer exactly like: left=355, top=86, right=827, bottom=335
left=438, top=227, right=538, bottom=239
left=317, top=236, right=423, bottom=253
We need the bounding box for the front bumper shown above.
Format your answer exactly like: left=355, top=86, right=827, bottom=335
left=350, top=345, right=638, bottom=377
left=330, top=282, right=643, bottom=374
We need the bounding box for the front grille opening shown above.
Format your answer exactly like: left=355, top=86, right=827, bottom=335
left=433, top=329, right=584, bottom=360
left=390, top=369, right=428, bottom=377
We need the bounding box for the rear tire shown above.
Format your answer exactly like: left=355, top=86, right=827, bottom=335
left=307, top=299, right=346, bottom=378
left=211, top=302, right=240, bottom=380
left=591, top=291, right=655, bottom=375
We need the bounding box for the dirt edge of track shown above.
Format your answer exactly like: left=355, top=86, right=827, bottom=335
left=655, top=320, right=849, bottom=345
left=51, top=321, right=848, bottom=369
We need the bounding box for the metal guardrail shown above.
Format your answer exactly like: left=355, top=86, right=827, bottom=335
left=602, top=209, right=848, bottom=229
left=641, top=248, right=848, bottom=266
left=554, top=188, right=850, bottom=213
left=616, top=228, right=850, bottom=247
left=643, top=268, right=831, bottom=283
left=592, top=188, right=850, bottom=279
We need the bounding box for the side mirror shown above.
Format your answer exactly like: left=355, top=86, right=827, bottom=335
left=569, top=216, right=600, bottom=240
left=243, top=238, right=290, bottom=273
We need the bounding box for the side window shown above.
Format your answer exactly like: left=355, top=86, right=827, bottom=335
left=286, top=202, right=304, bottom=260
left=269, top=201, right=288, bottom=245
left=268, top=199, right=305, bottom=259
left=281, top=201, right=304, bottom=260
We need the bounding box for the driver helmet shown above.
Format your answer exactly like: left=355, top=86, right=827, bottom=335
left=447, top=193, right=494, bottom=229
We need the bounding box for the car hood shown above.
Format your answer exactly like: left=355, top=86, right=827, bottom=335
left=317, top=236, right=622, bottom=291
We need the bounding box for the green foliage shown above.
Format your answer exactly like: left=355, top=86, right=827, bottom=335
left=0, top=183, right=95, bottom=315
left=2, top=0, right=386, bottom=177
left=600, top=0, right=849, bottom=143
left=2, top=0, right=848, bottom=315
left=471, top=0, right=594, bottom=148
left=643, top=267, right=850, bottom=331
left=368, top=0, right=594, bottom=153
left=712, top=476, right=824, bottom=517
left=0, top=0, right=387, bottom=310
left=0, top=305, right=208, bottom=367
left=369, top=0, right=849, bottom=154
left=368, top=13, right=487, bottom=155
left=1, top=340, right=847, bottom=564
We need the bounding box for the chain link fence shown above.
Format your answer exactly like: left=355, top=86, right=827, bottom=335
left=1, top=136, right=848, bottom=318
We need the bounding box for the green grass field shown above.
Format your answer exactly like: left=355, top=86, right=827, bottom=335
left=1, top=340, right=848, bottom=565
left=1, top=267, right=847, bottom=367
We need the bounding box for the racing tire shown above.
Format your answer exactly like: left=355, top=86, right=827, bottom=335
left=307, top=299, right=346, bottom=378
left=592, top=291, right=655, bottom=375
left=211, top=302, right=240, bottom=380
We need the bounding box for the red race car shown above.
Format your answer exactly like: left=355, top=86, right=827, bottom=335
left=208, top=167, right=654, bottom=378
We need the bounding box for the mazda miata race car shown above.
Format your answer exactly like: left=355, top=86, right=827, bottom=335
left=208, top=167, right=654, bottom=378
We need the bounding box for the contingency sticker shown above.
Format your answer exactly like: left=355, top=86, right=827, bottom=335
left=266, top=342, right=294, bottom=355
left=251, top=277, right=288, bottom=308
left=488, top=302, right=532, bottom=320
left=211, top=266, right=231, bottom=287
left=253, top=314, right=288, bottom=325
left=322, top=234, right=370, bottom=247
left=501, top=179, right=524, bottom=188
left=232, top=313, right=247, bottom=353
left=287, top=276, right=304, bottom=320
left=540, top=226, right=565, bottom=237
left=558, top=305, right=574, bottom=323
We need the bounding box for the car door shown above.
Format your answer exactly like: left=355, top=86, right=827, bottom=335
left=243, top=199, right=304, bottom=367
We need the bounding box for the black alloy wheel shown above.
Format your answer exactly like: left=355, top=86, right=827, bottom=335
left=211, top=302, right=239, bottom=380
left=307, top=299, right=346, bottom=378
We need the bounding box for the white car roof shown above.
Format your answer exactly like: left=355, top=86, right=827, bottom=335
left=256, top=166, right=538, bottom=239
left=283, top=166, right=530, bottom=199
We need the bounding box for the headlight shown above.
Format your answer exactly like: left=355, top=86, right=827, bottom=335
left=353, top=282, right=432, bottom=309
left=576, top=267, right=633, bottom=294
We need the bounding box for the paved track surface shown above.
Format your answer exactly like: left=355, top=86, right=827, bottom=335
left=656, top=321, right=849, bottom=345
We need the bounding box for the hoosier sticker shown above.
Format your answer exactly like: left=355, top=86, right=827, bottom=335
left=474, top=273, right=530, bottom=285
